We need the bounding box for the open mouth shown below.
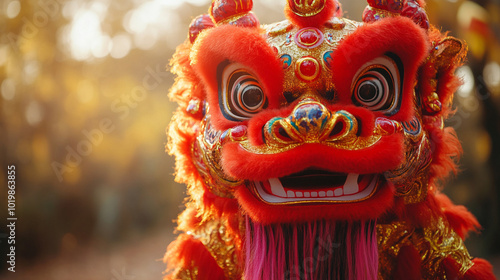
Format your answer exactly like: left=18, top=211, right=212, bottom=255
left=252, top=170, right=379, bottom=204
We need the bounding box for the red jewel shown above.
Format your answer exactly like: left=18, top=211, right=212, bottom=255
left=295, top=27, right=324, bottom=49
left=300, top=30, right=319, bottom=45
left=375, top=117, right=402, bottom=135
left=230, top=125, right=247, bottom=140
left=296, top=57, right=320, bottom=81
left=300, top=60, right=316, bottom=76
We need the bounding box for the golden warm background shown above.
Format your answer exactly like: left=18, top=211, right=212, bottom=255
left=0, top=0, right=499, bottom=279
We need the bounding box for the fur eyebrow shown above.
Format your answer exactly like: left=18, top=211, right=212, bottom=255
left=330, top=17, right=429, bottom=121
left=192, top=25, right=284, bottom=110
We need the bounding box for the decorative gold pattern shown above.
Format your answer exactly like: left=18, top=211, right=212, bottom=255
left=191, top=114, right=243, bottom=198
left=432, top=37, right=466, bottom=71
left=268, top=20, right=294, bottom=36
left=264, top=97, right=358, bottom=144
left=240, top=133, right=381, bottom=154
left=377, top=218, right=474, bottom=279
left=187, top=219, right=242, bottom=279
left=263, top=18, right=360, bottom=96
left=425, top=91, right=442, bottom=112
left=385, top=116, right=433, bottom=204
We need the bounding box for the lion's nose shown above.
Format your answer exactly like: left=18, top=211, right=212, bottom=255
left=264, top=98, right=358, bottom=144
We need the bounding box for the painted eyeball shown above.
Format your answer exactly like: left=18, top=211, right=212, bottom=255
left=351, top=54, right=403, bottom=115
left=218, top=62, right=268, bottom=121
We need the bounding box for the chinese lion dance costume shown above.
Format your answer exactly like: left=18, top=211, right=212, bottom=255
left=164, top=0, right=496, bottom=279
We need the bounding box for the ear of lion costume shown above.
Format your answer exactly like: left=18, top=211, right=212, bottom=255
left=164, top=0, right=496, bottom=279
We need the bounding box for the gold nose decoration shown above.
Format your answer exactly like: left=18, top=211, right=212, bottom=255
left=264, top=98, right=358, bottom=145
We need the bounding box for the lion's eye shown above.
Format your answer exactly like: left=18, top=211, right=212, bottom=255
left=219, top=62, right=267, bottom=121
left=352, top=55, right=402, bottom=115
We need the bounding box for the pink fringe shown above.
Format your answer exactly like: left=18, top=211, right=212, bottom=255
left=245, top=218, right=378, bottom=280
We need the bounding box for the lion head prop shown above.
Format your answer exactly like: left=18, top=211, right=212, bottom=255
left=164, top=0, right=496, bottom=279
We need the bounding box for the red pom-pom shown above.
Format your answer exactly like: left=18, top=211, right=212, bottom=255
left=189, top=14, right=215, bottom=43
left=228, top=12, right=259, bottom=27
left=367, top=0, right=405, bottom=13
left=210, top=0, right=253, bottom=24
left=402, top=0, right=429, bottom=29
left=285, top=0, right=341, bottom=28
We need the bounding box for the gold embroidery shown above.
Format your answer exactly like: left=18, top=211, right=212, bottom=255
left=187, top=219, right=242, bottom=279
left=377, top=218, right=474, bottom=279
left=386, top=133, right=432, bottom=204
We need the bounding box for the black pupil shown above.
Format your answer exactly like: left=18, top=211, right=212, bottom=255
left=358, top=81, right=378, bottom=101
left=242, top=86, right=263, bottom=108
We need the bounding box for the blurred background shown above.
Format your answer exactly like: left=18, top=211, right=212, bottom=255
left=0, top=0, right=498, bottom=279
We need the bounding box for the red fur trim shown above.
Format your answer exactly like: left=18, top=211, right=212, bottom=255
left=164, top=234, right=227, bottom=280
left=402, top=191, right=444, bottom=228
left=435, top=193, right=480, bottom=239
left=246, top=107, right=290, bottom=146
left=192, top=25, right=283, bottom=130
left=463, top=258, right=497, bottom=280
left=393, top=246, right=422, bottom=280
left=222, top=135, right=403, bottom=181
left=284, top=0, right=340, bottom=28
left=331, top=17, right=429, bottom=122
left=168, top=42, right=204, bottom=106
left=427, top=126, right=462, bottom=187
left=235, top=181, right=394, bottom=224
left=443, top=257, right=496, bottom=280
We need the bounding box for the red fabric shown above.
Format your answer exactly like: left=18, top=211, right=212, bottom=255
left=393, top=246, right=422, bottom=280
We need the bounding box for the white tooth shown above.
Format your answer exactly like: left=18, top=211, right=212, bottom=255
left=304, top=192, right=311, bottom=198
left=343, top=173, right=359, bottom=195
left=334, top=188, right=343, bottom=196
left=269, top=178, right=287, bottom=197
left=319, top=191, right=326, bottom=197
left=287, top=190, right=295, bottom=198
left=327, top=190, right=334, bottom=197
left=311, top=191, right=318, bottom=197
left=296, top=191, right=303, bottom=197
